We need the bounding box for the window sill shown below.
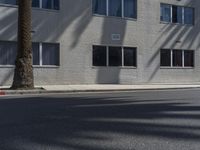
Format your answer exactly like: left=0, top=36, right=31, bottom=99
left=93, top=14, right=137, bottom=21
left=160, top=21, right=194, bottom=26
left=160, top=66, right=194, bottom=69
left=92, top=66, right=137, bottom=69
left=32, top=7, right=60, bottom=13
left=33, top=65, right=60, bottom=68
left=0, top=65, right=15, bottom=68
left=0, top=3, right=17, bottom=8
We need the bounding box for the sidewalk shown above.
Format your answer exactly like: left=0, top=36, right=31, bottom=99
left=1, top=84, right=200, bottom=96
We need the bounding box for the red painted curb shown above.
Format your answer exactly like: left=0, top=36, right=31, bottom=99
left=0, top=90, right=5, bottom=96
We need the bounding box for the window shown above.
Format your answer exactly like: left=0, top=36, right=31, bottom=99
left=172, top=6, right=183, bottom=24
left=42, top=43, right=59, bottom=66
left=93, top=45, right=107, bottom=66
left=32, top=0, right=40, bottom=7
left=92, top=0, right=106, bottom=15
left=109, top=46, right=122, bottom=66
left=0, top=41, right=59, bottom=66
left=42, top=0, right=59, bottom=10
left=160, top=3, right=194, bottom=25
left=124, top=47, right=136, bottom=66
left=109, top=0, right=122, bottom=17
left=93, top=45, right=137, bottom=67
left=0, top=0, right=59, bottom=10
left=0, top=0, right=16, bottom=5
left=160, top=49, right=194, bottom=68
left=32, top=43, right=40, bottom=65
left=124, top=0, right=137, bottom=18
left=173, top=50, right=182, bottom=67
left=93, top=0, right=137, bottom=19
left=0, top=41, right=17, bottom=65
left=184, top=7, right=194, bottom=25
left=160, top=49, right=171, bottom=67
left=160, top=4, right=171, bottom=22
left=184, top=50, right=194, bottom=67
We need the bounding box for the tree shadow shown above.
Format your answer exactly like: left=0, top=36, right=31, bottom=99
left=0, top=0, right=94, bottom=85
left=146, top=0, right=200, bottom=82
left=96, top=14, right=127, bottom=84
left=0, top=7, right=18, bottom=86
left=0, top=90, right=200, bottom=149
left=1, top=0, right=200, bottom=85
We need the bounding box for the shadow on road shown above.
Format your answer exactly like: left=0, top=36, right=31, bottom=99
left=0, top=91, right=200, bottom=149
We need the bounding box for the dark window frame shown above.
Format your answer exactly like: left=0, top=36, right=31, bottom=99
left=92, top=0, right=137, bottom=19
left=92, top=45, right=137, bottom=68
left=123, top=47, right=137, bottom=67
left=92, top=45, right=107, bottom=67
left=160, top=49, right=195, bottom=68
left=0, top=41, right=60, bottom=67
left=0, top=0, right=60, bottom=10
left=124, top=0, right=137, bottom=19
left=184, top=6, right=195, bottom=25
left=108, top=46, right=122, bottom=66
left=160, top=3, right=194, bottom=25
left=160, top=49, right=171, bottom=67
left=42, top=42, right=60, bottom=66
left=160, top=3, right=171, bottom=22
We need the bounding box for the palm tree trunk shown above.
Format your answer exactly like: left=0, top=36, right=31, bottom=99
left=11, top=0, right=34, bottom=89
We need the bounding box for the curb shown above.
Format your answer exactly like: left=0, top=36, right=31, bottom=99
left=0, top=86, right=200, bottom=96
left=0, top=90, right=5, bottom=96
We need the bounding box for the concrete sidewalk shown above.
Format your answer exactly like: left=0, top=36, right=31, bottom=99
left=43, top=84, right=200, bottom=91
left=1, top=84, right=200, bottom=96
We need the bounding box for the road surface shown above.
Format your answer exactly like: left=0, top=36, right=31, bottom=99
left=0, top=89, right=200, bottom=150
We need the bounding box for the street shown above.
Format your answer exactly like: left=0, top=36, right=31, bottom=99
left=0, top=89, right=200, bottom=150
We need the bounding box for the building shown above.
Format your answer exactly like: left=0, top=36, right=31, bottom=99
left=0, top=0, right=199, bottom=86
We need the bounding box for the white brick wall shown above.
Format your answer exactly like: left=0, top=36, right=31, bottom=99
left=0, top=0, right=200, bottom=85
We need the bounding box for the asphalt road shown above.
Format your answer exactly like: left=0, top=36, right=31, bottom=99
left=0, top=89, right=200, bottom=150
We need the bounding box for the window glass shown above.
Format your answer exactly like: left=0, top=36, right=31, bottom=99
left=124, top=0, right=137, bottom=18
left=184, top=50, right=194, bottom=67
left=160, top=4, right=171, bottom=22
left=53, top=0, right=59, bottom=10
left=42, top=43, right=59, bottom=66
left=0, top=0, right=16, bottom=5
left=173, top=50, right=182, bottom=67
left=0, top=0, right=60, bottom=9
left=42, top=0, right=59, bottom=10
left=124, top=47, right=136, bottom=66
left=161, top=3, right=194, bottom=25
left=172, top=6, right=183, bottom=23
left=109, top=0, right=122, bottom=17
left=93, top=45, right=107, bottom=66
left=184, top=7, right=194, bottom=25
left=160, top=49, right=171, bottom=67
left=92, top=0, right=106, bottom=15
left=109, top=47, right=122, bottom=66
left=32, top=0, right=40, bottom=7
left=0, top=41, right=17, bottom=65
left=32, top=43, right=40, bottom=65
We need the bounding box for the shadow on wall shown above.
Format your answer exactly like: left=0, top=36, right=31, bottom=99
left=31, top=0, right=93, bottom=48
left=147, top=0, right=200, bottom=82
left=0, top=0, right=94, bottom=85
left=0, top=92, right=200, bottom=149
left=0, top=7, right=18, bottom=86
left=96, top=17, right=127, bottom=84
left=0, top=0, right=128, bottom=85
left=31, top=0, right=94, bottom=84
left=0, top=0, right=200, bottom=85
left=96, top=67, right=122, bottom=84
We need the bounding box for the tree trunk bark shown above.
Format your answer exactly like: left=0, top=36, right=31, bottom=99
left=11, top=0, right=34, bottom=89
